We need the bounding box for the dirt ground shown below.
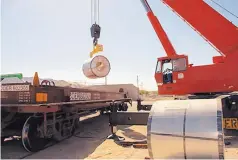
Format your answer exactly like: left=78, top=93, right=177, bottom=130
left=1, top=101, right=238, bottom=159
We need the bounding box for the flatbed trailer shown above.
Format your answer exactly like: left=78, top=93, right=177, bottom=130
left=107, top=93, right=238, bottom=159
left=1, top=82, right=132, bottom=152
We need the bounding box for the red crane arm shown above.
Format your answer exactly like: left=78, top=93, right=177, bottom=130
left=162, top=0, right=238, bottom=57
left=141, top=0, right=177, bottom=57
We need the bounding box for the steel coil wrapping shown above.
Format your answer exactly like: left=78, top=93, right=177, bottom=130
left=82, top=55, right=110, bottom=79
left=147, top=99, right=224, bottom=159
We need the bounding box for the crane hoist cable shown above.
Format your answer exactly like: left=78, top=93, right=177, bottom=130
left=90, top=0, right=103, bottom=58
left=209, top=0, right=238, bottom=19
left=91, top=0, right=100, bottom=45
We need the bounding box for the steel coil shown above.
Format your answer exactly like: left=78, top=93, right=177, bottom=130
left=147, top=99, right=224, bottom=159
left=82, top=55, right=110, bottom=79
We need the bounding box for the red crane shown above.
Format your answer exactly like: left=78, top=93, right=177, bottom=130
left=146, top=0, right=238, bottom=95
left=140, top=0, right=238, bottom=133
left=90, top=0, right=238, bottom=96
left=89, top=0, right=238, bottom=141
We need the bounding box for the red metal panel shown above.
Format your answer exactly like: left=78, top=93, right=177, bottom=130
left=162, top=0, right=238, bottom=57
left=146, top=11, right=177, bottom=57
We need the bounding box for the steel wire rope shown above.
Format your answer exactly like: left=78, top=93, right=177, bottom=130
left=209, top=0, right=238, bottom=19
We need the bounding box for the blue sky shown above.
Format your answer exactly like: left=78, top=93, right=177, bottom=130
left=1, top=0, right=238, bottom=90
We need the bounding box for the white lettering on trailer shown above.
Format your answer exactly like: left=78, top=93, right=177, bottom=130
left=93, top=93, right=101, bottom=100
left=18, top=92, right=31, bottom=103
left=1, top=85, right=30, bottom=91
left=70, top=92, right=91, bottom=100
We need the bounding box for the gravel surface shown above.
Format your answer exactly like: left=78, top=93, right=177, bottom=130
left=1, top=101, right=238, bottom=159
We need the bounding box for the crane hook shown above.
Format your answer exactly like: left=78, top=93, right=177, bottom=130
left=90, top=0, right=103, bottom=58
left=91, top=23, right=101, bottom=45
left=90, top=23, right=103, bottom=58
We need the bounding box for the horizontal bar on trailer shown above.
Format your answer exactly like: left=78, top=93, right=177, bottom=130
left=1, top=98, right=132, bottom=113
left=110, top=111, right=150, bottom=125
left=1, top=98, right=132, bottom=107
left=138, top=104, right=152, bottom=111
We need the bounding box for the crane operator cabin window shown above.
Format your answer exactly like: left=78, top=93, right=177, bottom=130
left=161, top=59, right=173, bottom=84
left=172, top=58, right=186, bottom=71
left=156, top=58, right=186, bottom=74
left=155, top=61, right=162, bottom=73
left=162, top=60, right=172, bottom=73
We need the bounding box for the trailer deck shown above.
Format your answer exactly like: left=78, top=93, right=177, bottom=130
left=1, top=81, right=132, bottom=152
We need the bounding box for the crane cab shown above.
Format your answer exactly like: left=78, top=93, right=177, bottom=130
left=154, top=55, right=189, bottom=95
left=155, top=53, right=238, bottom=96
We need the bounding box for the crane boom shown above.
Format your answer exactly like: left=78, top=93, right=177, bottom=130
left=141, top=0, right=177, bottom=57
left=161, top=0, right=238, bottom=57
left=87, top=0, right=238, bottom=95
left=85, top=1, right=238, bottom=154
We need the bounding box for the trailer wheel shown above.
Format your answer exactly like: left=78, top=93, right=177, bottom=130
left=122, top=103, right=128, bottom=111
left=100, top=109, right=105, bottom=115
left=55, top=118, right=77, bottom=141
left=74, top=118, right=80, bottom=129
left=22, top=116, right=48, bottom=152
left=118, top=104, right=122, bottom=111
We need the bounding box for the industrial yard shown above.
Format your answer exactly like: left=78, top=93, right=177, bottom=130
left=1, top=101, right=238, bottom=159
left=2, top=0, right=238, bottom=159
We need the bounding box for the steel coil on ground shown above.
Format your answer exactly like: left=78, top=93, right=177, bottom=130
left=147, top=99, right=224, bottom=159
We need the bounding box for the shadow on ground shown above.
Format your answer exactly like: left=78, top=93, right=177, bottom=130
left=120, top=127, right=147, bottom=140
left=110, top=125, right=147, bottom=149
left=1, top=138, right=29, bottom=159
left=1, top=113, right=113, bottom=159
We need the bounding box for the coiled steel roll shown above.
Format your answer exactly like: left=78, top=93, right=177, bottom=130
left=147, top=99, right=224, bottom=159
left=82, top=55, right=110, bottom=79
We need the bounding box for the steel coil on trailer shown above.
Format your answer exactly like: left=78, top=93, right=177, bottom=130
left=147, top=99, right=224, bottom=159
left=82, top=55, right=110, bottom=79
